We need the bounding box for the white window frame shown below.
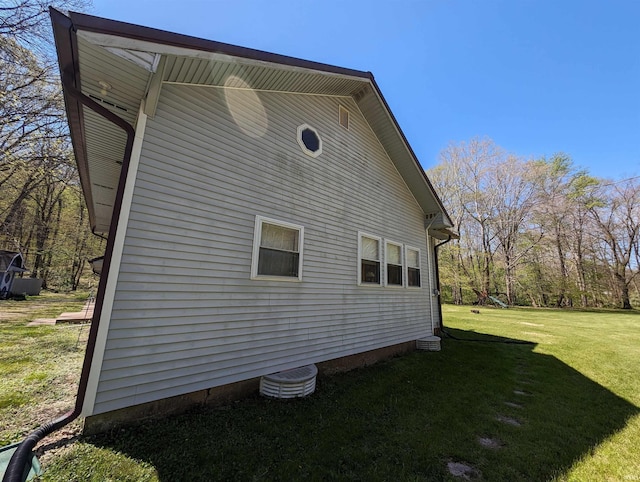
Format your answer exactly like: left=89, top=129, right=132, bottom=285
left=358, top=232, right=383, bottom=286
left=385, top=240, right=405, bottom=287
left=405, top=245, right=422, bottom=289
left=251, top=215, right=304, bottom=281
left=296, top=123, right=323, bottom=158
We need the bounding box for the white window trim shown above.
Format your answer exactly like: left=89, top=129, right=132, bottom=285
left=384, top=239, right=405, bottom=288
left=296, top=123, right=323, bottom=158
left=405, top=245, right=422, bottom=289
left=251, top=215, right=304, bottom=282
left=357, top=231, right=383, bottom=286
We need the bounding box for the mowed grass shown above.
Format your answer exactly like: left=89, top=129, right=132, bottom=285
left=442, top=305, right=640, bottom=481
left=0, top=292, right=90, bottom=447
left=3, top=302, right=638, bottom=481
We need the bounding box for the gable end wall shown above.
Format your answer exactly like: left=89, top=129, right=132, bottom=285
left=94, top=84, right=434, bottom=414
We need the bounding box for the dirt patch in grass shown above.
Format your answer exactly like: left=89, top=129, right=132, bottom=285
left=447, top=461, right=481, bottom=480
left=495, top=414, right=522, bottom=427
left=35, top=419, right=84, bottom=466
left=477, top=436, right=503, bottom=449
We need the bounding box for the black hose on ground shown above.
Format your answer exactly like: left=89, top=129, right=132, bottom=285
left=441, top=327, right=535, bottom=345
left=3, top=412, right=72, bottom=482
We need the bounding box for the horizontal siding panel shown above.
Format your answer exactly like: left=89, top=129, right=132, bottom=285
left=94, top=325, right=425, bottom=415
left=105, top=307, right=426, bottom=343
left=106, top=302, right=427, bottom=328
left=95, top=83, right=436, bottom=414
left=95, top=329, right=416, bottom=408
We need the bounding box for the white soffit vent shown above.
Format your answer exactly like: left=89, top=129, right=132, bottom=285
left=260, top=364, right=318, bottom=399
left=339, top=105, right=349, bottom=129
left=417, top=336, right=441, bottom=351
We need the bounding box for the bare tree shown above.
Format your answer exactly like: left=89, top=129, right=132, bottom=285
left=0, top=0, right=100, bottom=290
left=490, top=156, right=542, bottom=305
left=1, top=0, right=91, bottom=56
left=587, top=179, right=640, bottom=309
left=429, top=160, right=469, bottom=304
left=435, top=137, right=504, bottom=302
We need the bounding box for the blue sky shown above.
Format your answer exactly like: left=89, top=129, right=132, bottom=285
left=90, top=0, right=640, bottom=180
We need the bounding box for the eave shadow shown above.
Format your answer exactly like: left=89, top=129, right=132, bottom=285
left=63, top=329, right=638, bottom=481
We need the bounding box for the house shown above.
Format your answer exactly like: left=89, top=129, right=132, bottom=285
left=50, top=9, right=456, bottom=431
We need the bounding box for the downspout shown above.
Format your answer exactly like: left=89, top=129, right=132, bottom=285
left=433, top=235, right=453, bottom=334
left=3, top=72, right=135, bottom=482
left=424, top=216, right=436, bottom=335
left=91, top=227, right=108, bottom=241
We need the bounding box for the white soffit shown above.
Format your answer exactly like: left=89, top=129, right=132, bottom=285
left=77, top=30, right=368, bottom=83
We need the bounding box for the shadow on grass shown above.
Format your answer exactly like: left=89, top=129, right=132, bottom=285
left=56, top=329, right=639, bottom=481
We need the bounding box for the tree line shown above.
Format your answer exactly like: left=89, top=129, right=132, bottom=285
left=0, top=0, right=103, bottom=291
left=2, top=2, right=638, bottom=306
left=428, top=137, right=640, bottom=309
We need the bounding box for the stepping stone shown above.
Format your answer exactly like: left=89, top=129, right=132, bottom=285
left=517, top=379, right=534, bottom=385
left=477, top=436, right=502, bottom=449
left=56, top=310, right=93, bottom=323
left=504, top=401, right=523, bottom=409
left=447, top=461, right=481, bottom=480
left=514, top=389, right=532, bottom=396
left=496, top=414, right=522, bottom=426
left=27, top=318, right=56, bottom=326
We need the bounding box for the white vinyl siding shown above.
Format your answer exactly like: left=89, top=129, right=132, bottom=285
left=93, top=84, right=432, bottom=414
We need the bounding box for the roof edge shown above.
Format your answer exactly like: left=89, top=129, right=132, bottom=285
left=55, top=8, right=453, bottom=230
left=50, top=7, right=97, bottom=231
left=67, top=10, right=372, bottom=81
left=368, top=77, right=454, bottom=227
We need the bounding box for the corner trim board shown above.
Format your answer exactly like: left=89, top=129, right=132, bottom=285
left=82, top=105, right=148, bottom=416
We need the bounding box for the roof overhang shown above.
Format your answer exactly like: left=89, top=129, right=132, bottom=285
left=51, top=9, right=454, bottom=236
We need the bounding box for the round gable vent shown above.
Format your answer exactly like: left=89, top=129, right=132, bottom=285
left=297, top=124, right=322, bottom=157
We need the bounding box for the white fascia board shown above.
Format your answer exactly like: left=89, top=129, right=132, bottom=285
left=77, top=30, right=369, bottom=84
left=81, top=105, right=148, bottom=416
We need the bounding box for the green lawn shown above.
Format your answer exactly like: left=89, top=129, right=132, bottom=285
left=0, top=292, right=89, bottom=448
left=2, top=302, right=639, bottom=481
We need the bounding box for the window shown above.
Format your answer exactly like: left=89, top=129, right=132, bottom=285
left=339, top=105, right=349, bottom=130
left=296, top=124, right=322, bottom=157
left=358, top=232, right=382, bottom=285
left=406, top=246, right=421, bottom=287
left=252, top=216, right=304, bottom=281
left=385, top=241, right=404, bottom=286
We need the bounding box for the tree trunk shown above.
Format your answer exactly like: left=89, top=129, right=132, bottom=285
left=615, top=271, right=632, bottom=309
